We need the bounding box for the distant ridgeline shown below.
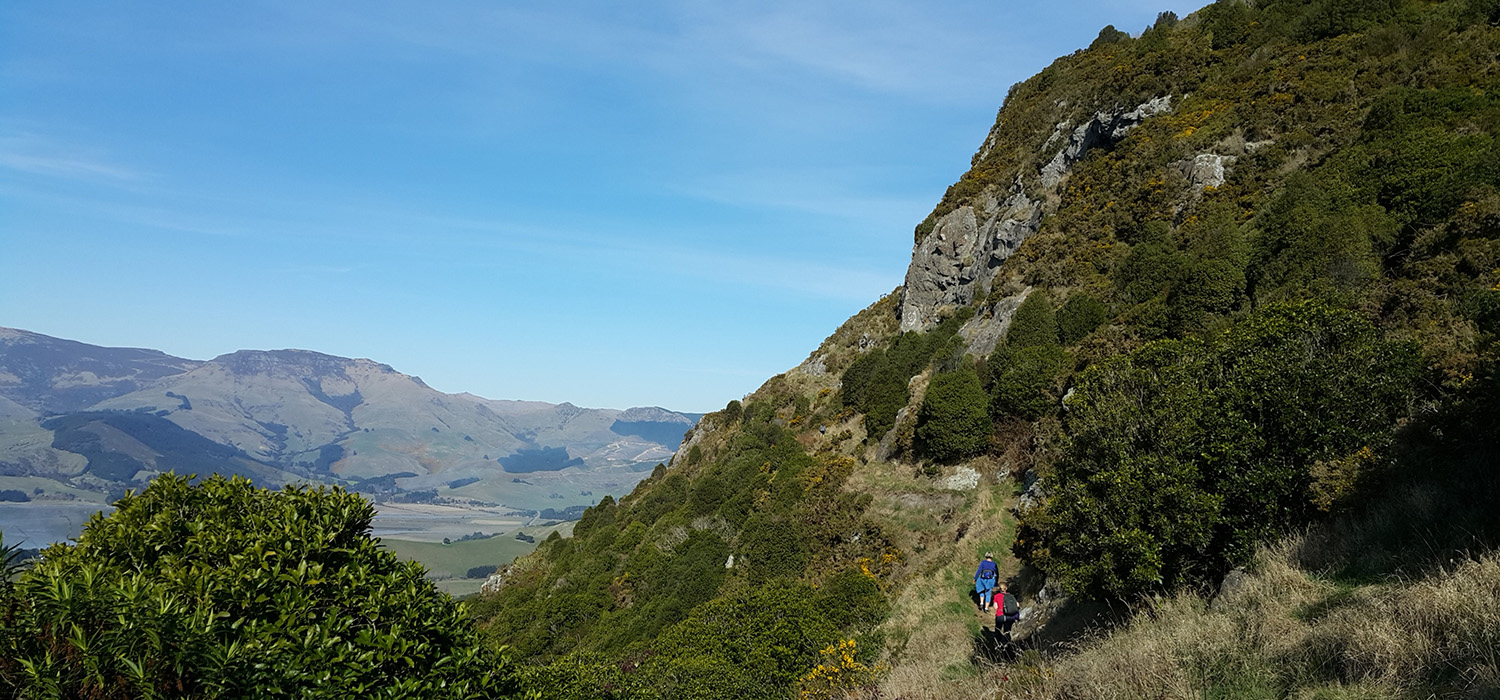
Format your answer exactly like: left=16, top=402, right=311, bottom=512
left=0, top=330, right=700, bottom=506
left=470, top=2, right=1500, bottom=698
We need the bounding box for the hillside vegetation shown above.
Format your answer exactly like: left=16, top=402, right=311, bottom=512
left=5, top=0, right=1500, bottom=698
left=471, top=0, right=1500, bottom=698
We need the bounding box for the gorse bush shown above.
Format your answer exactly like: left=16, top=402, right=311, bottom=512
left=0, top=474, right=522, bottom=699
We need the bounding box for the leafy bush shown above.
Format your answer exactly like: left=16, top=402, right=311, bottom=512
left=840, top=309, right=973, bottom=438
left=1057, top=292, right=1108, bottom=345
left=988, top=345, right=1071, bottom=420
left=915, top=364, right=991, bottom=463
left=1205, top=0, right=1252, bottom=49
left=1018, top=302, right=1421, bottom=598
left=1006, top=290, right=1059, bottom=348
left=0, top=474, right=521, bottom=698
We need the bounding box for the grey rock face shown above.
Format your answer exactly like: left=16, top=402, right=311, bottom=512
left=900, top=96, right=1172, bottom=333
left=1176, top=153, right=1237, bottom=190
left=1017, top=469, right=1047, bottom=512
left=957, top=289, right=1031, bottom=357
left=797, top=354, right=828, bottom=377
left=1039, top=96, right=1173, bottom=190
left=901, top=193, right=1041, bottom=332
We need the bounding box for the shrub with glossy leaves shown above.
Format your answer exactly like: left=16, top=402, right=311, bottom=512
left=0, top=474, right=523, bottom=699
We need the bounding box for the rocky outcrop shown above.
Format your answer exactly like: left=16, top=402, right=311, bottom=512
left=901, top=192, right=1041, bottom=332
left=1175, top=153, right=1237, bottom=190
left=957, top=289, right=1030, bottom=357
left=1038, top=96, right=1173, bottom=189
left=900, top=96, right=1173, bottom=333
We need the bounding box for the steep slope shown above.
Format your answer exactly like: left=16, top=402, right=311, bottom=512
left=471, top=2, right=1500, bottom=699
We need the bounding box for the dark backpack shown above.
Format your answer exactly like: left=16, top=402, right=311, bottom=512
left=1000, top=591, right=1019, bottom=616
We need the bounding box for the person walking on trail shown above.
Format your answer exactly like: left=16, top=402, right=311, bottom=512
left=973, top=553, right=998, bottom=612
left=994, top=582, right=1020, bottom=635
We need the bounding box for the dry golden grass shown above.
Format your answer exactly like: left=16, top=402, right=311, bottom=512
left=977, top=539, right=1500, bottom=700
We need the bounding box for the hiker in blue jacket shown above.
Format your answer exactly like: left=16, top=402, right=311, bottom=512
left=973, top=553, right=999, bottom=612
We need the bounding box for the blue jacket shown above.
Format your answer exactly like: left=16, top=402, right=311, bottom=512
left=975, top=560, right=998, bottom=582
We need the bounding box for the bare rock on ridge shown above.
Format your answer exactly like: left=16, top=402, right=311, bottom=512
left=899, top=96, right=1173, bottom=334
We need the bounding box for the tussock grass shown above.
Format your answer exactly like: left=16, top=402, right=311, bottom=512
left=985, top=543, right=1500, bottom=700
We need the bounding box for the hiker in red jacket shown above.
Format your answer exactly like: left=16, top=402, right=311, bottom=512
left=993, top=582, right=1020, bottom=635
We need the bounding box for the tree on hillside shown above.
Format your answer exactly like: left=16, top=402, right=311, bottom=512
left=1057, top=292, right=1109, bottom=345
left=988, top=345, right=1071, bottom=420
left=916, top=363, right=991, bottom=463
left=0, top=474, right=522, bottom=698
left=1007, top=290, right=1060, bottom=348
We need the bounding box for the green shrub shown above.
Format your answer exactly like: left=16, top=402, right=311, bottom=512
left=1009, top=290, right=1060, bottom=348
left=1018, top=302, right=1422, bottom=598
left=989, top=345, right=1071, bottom=420
left=0, top=474, right=521, bottom=698
left=817, top=569, right=889, bottom=630
left=740, top=514, right=809, bottom=583
left=839, top=308, right=973, bottom=438
left=1090, top=25, right=1131, bottom=49
left=1118, top=244, right=1185, bottom=305
left=915, top=364, right=992, bottom=463
left=1205, top=0, right=1252, bottom=49
left=1058, top=292, right=1109, bottom=345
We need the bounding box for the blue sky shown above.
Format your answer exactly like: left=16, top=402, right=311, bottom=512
left=1, top=0, right=1205, bottom=413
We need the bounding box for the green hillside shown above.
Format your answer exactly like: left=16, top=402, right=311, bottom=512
left=5, top=1, right=1500, bottom=698
left=468, top=1, right=1500, bottom=698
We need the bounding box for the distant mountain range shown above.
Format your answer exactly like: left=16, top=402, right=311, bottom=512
left=0, top=327, right=699, bottom=503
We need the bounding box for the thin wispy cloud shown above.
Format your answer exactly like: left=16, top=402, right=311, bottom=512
left=0, top=135, right=143, bottom=182
left=667, top=166, right=932, bottom=229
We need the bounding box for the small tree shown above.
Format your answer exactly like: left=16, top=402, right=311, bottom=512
left=1007, top=290, right=1060, bottom=348
left=1057, top=292, right=1109, bottom=345
left=916, top=364, right=991, bottom=463
left=989, top=345, right=1070, bottom=420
